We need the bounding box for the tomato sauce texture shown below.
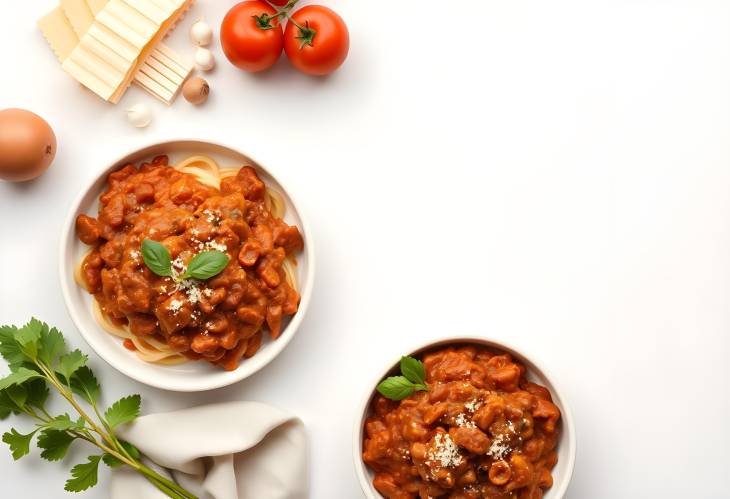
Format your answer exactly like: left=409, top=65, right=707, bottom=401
left=363, top=346, right=561, bottom=499
left=75, top=156, right=303, bottom=370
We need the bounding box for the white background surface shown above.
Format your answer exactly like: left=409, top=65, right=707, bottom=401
left=1, top=0, right=729, bottom=497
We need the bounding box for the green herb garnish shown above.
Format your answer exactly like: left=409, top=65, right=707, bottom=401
left=0, top=319, right=197, bottom=498
left=140, top=239, right=172, bottom=277
left=376, top=356, right=429, bottom=401
left=183, top=251, right=230, bottom=280
left=141, top=239, right=229, bottom=281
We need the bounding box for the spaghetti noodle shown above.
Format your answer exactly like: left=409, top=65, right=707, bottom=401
left=74, top=154, right=303, bottom=370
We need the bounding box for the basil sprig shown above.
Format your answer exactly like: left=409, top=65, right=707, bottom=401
left=376, top=356, right=429, bottom=401
left=140, top=239, right=229, bottom=281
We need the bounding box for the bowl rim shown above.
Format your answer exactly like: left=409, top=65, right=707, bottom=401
left=58, top=138, right=316, bottom=392
left=352, top=336, right=577, bottom=499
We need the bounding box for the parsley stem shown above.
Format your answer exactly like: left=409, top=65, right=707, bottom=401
left=136, top=463, right=197, bottom=499
left=37, top=363, right=110, bottom=443
left=37, top=364, right=197, bottom=499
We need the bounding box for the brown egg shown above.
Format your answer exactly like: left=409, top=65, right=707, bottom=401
left=0, top=108, right=57, bottom=182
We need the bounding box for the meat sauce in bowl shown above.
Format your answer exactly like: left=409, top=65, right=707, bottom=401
left=362, top=346, right=561, bottom=499
left=74, top=155, right=303, bottom=371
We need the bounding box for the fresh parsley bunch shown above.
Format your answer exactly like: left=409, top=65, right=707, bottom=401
left=0, top=319, right=197, bottom=498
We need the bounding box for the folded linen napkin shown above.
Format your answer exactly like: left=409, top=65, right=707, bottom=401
left=110, top=401, right=308, bottom=499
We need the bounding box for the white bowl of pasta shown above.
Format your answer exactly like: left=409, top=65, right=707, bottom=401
left=59, top=140, right=314, bottom=392
left=353, top=337, right=576, bottom=499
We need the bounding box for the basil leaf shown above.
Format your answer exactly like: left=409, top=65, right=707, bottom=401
left=183, top=251, right=229, bottom=280
left=376, top=376, right=418, bottom=401
left=141, top=239, right=172, bottom=277
left=400, top=356, right=426, bottom=385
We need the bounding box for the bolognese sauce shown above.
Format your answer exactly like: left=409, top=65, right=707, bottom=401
left=363, top=346, right=561, bottom=499
left=74, top=155, right=303, bottom=370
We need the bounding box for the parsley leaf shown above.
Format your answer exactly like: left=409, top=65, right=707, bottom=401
left=102, top=453, right=123, bottom=468
left=0, top=390, right=23, bottom=417
left=38, top=325, right=66, bottom=366
left=64, top=456, right=102, bottom=492
left=0, top=367, right=42, bottom=390
left=0, top=326, right=29, bottom=368
left=56, top=350, right=88, bottom=383
left=182, top=251, right=229, bottom=280
left=37, top=429, right=76, bottom=462
left=2, top=428, right=37, bottom=460
left=15, top=319, right=42, bottom=360
left=70, top=366, right=100, bottom=405
left=45, top=414, right=84, bottom=431
left=122, top=440, right=140, bottom=460
left=104, top=395, right=141, bottom=429
left=103, top=440, right=140, bottom=467
left=0, top=325, right=16, bottom=344
left=400, top=356, right=427, bottom=385
left=5, top=384, right=27, bottom=409
left=141, top=239, right=173, bottom=277
left=25, top=379, right=49, bottom=410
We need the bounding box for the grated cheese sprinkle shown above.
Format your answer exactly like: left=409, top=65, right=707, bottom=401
left=427, top=433, right=463, bottom=468
left=464, top=399, right=482, bottom=413
left=487, top=434, right=511, bottom=460
left=171, top=257, right=186, bottom=280
left=454, top=413, right=476, bottom=429
left=203, top=209, right=221, bottom=224
left=168, top=299, right=184, bottom=313
left=205, top=241, right=227, bottom=252
left=186, top=286, right=202, bottom=304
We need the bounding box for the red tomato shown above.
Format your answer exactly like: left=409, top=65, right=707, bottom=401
left=267, top=0, right=289, bottom=5
left=284, top=5, right=349, bottom=76
left=221, top=1, right=283, bottom=72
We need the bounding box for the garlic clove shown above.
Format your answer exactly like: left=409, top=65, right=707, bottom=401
left=194, top=47, right=215, bottom=71
left=127, top=103, right=153, bottom=128
left=190, top=19, right=213, bottom=46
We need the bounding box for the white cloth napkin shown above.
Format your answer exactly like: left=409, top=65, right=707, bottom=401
left=110, top=401, right=308, bottom=499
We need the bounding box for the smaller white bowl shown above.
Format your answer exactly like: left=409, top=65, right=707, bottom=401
left=59, top=139, right=315, bottom=392
left=353, top=337, right=576, bottom=498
